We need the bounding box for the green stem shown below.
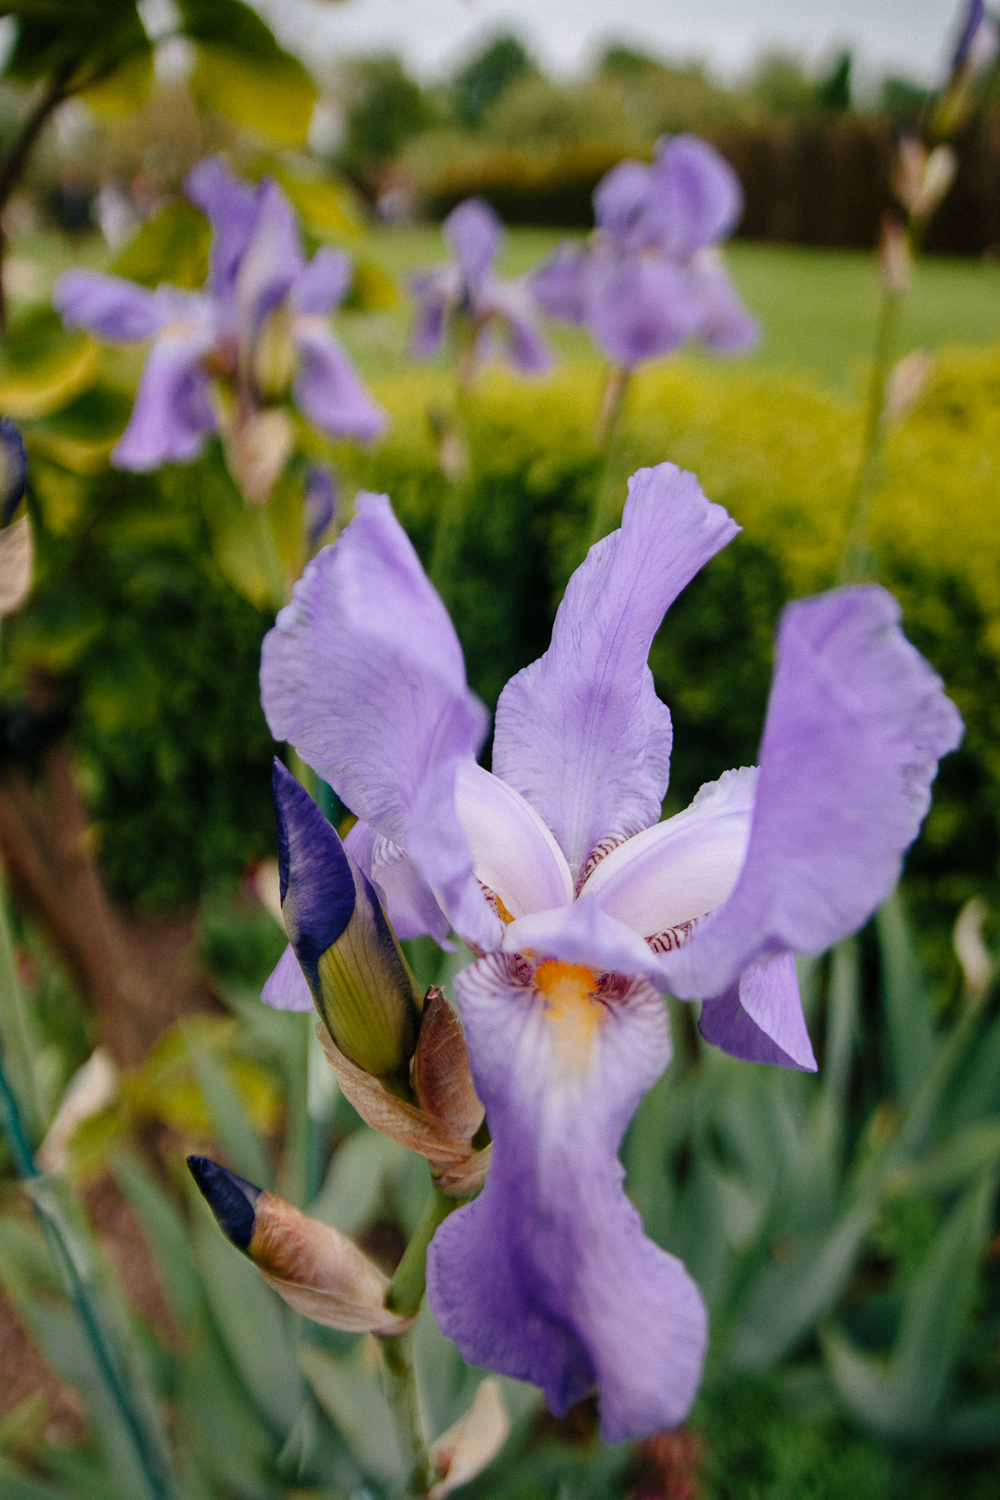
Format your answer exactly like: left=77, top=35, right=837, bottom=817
left=376, top=1187, right=462, bottom=1496
left=378, top=1329, right=432, bottom=1497
left=386, top=1185, right=457, bottom=1318
left=586, top=366, right=631, bottom=554
left=250, top=500, right=287, bottom=611
left=0, top=890, right=41, bottom=1143
left=835, top=286, right=905, bottom=586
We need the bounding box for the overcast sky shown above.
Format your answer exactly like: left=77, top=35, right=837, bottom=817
left=257, top=0, right=966, bottom=87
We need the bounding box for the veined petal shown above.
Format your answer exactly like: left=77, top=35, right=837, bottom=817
left=292, top=320, right=387, bottom=442
left=428, top=954, right=707, bottom=1442
left=698, top=951, right=816, bottom=1071
left=585, top=252, right=703, bottom=368
left=648, top=135, right=743, bottom=258
left=185, top=156, right=258, bottom=309
left=293, top=246, right=351, bottom=316
left=345, top=820, right=453, bottom=945
left=582, top=768, right=756, bottom=938
left=260, top=493, right=501, bottom=955
left=657, top=586, right=964, bottom=1004
left=494, top=463, right=739, bottom=882
left=53, top=269, right=165, bottom=341
left=456, top=762, right=573, bottom=919
left=111, top=323, right=216, bottom=469
left=261, top=942, right=314, bottom=1012
left=444, top=198, right=501, bottom=294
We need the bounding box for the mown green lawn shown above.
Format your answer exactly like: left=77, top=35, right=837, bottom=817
left=346, top=225, right=1000, bottom=392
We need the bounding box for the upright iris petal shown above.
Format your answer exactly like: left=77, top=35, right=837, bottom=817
left=494, top=463, right=739, bottom=882
left=409, top=197, right=552, bottom=375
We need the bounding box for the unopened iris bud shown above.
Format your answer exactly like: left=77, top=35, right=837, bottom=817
left=304, top=465, right=337, bottom=552
left=0, top=419, right=31, bottom=617
left=272, top=759, right=421, bottom=1079
left=0, top=418, right=27, bottom=526
left=187, top=1156, right=414, bottom=1334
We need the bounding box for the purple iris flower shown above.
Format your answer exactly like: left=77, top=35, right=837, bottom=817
left=410, top=198, right=552, bottom=376
left=950, top=0, right=995, bottom=75
left=532, top=135, right=759, bottom=368
left=53, top=157, right=386, bottom=479
left=259, top=463, right=961, bottom=1438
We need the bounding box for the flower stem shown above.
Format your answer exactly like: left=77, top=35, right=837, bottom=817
left=250, top=500, right=287, bottom=612
left=378, top=1330, right=433, bottom=1497
left=377, top=1187, right=462, bottom=1496
left=836, top=284, right=905, bottom=586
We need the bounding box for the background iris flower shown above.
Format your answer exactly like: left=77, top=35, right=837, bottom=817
left=53, top=157, right=386, bottom=501
left=258, top=461, right=961, bottom=1441
left=532, top=134, right=760, bottom=368
left=410, top=196, right=552, bottom=379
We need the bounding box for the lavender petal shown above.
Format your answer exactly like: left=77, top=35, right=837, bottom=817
left=260, top=493, right=501, bottom=955
left=53, top=269, right=165, bottom=342
left=444, top=198, right=502, bottom=294
left=262, top=942, right=314, bottom=1012
left=494, top=463, right=739, bottom=881
left=698, top=952, right=816, bottom=1070
left=648, top=134, right=744, bottom=258
left=111, top=323, right=216, bottom=469
left=293, top=247, right=352, bottom=317
left=428, top=953, right=707, bottom=1442
left=657, top=586, right=964, bottom=1006
left=585, top=252, right=703, bottom=368
left=185, top=155, right=258, bottom=309
left=292, top=322, right=387, bottom=442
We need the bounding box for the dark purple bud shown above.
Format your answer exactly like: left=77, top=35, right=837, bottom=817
left=0, top=419, right=27, bottom=527
left=187, top=1156, right=261, bottom=1250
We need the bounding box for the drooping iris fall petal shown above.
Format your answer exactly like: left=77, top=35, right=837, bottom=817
left=428, top=954, right=707, bottom=1442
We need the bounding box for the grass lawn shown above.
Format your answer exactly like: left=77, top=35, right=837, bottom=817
left=344, top=225, right=1000, bottom=393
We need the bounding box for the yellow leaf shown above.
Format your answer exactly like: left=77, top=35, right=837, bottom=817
left=192, top=44, right=315, bottom=147
left=80, top=49, right=154, bottom=118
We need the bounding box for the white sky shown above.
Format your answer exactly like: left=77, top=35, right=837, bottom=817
left=256, top=0, right=967, bottom=86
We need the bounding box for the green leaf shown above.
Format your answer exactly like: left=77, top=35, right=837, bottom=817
left=191, top=43, right=315, bottom=146
left=886, top=1168, right=996, bottom=1428
left=309, top=1126, right=409, bottom=1236
left=111, top=1152, right=203, bottom=1330
left=273, top=170, right=361, bottom=242
left=876, top=896, right=936, bottom=1107
left=111, top=199, right=210, bottom=292
left=181, top=1019, right=274, bottom=1188
left=5, top=1, right=149, bottom=90
left=300, top=1342, right=407, bottom=1486
left=345, top=257, right=400, bottom=312
left=191, top=1188, right=306, bottom=1436
left=889, top=1119, right=1000, bottom=1197
left=0, top=309, right=96, bottom=421
left=28, top=384, right=132, bottom=473
left=0, top=1453, right=76, bottom=1500
left=79, top=44, right=153, bottom=116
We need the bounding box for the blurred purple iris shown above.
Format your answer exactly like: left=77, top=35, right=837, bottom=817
left=259, top=463, right=960, bottom=1439
left=532, top=134, right=759, bottom=369
left=410, top=197, right=552, bottom=377
left=53, top=158, right=386, bottom=493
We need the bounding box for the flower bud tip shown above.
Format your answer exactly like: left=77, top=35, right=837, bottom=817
left=187, top=1155, right=261, bottom=1250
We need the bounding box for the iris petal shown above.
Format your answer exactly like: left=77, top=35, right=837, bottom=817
left=657, top=586, right=964, bottom=1006
left=493, top=462, right=739, bottom=882
left=428, top=953, right=707, bottom=1443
